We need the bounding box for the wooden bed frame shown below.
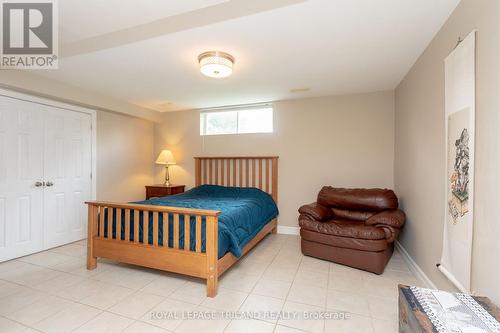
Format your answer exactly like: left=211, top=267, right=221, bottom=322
left=86, top=156, right=278, bottom=297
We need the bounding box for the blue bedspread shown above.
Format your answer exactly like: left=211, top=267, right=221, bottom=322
left=103, top=185, right=278, bottom=258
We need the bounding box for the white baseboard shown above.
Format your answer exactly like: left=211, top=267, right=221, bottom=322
left=277, top=226, right=300, bottom=235
left=395, top=241, right=437, bottom=289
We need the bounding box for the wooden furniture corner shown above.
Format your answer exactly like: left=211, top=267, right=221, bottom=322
left=145, top=184, right=185, bottom=200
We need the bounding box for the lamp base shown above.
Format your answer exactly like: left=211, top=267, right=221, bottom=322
left=164, top=165, right=171, bottom=186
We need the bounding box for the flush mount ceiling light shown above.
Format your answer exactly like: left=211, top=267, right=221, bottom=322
left=198, top=51, right=234, bottom=78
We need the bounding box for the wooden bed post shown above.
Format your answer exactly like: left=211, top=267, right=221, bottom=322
left=271, top=157, right=278, bottom=234
left=87, top=204, right=98, bottom=270
left=206, top=215, right=219, bottom=297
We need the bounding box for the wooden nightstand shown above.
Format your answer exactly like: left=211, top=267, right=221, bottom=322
left=145, top=184, right=185, bottom=200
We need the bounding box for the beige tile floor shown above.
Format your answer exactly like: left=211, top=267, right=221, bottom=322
left=0, top=234, right=422, bottom=333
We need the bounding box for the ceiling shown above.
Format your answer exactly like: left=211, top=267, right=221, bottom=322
left=36, top=0, right=460, bottom=113
left=59, top=0, right=230, bottom=43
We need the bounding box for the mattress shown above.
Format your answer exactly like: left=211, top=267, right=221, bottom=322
left=102, top=185, right=279, bottom=258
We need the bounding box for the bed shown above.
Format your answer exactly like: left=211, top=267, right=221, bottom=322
left=85, top=156, right=279, bottom=297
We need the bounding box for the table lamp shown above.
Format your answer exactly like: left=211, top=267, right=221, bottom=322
left=156, top=150, right=176, bottom=186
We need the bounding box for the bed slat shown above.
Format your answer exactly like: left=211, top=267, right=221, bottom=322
left=245, top=159, right=249, bottom=186
left=239, top=159, right=243, bottom=186
left=153, top=212, right=159, bottom=246
left=143, top=211, right=149, bottom=244
left=232, top=159, right=236, bottom=186
left=116, top=208, right=122, bottom=240
left=195, top=159, right=201, bottom=186
left=124, top=209, right=130, bottom=242
left=221, top=159, right=225, bottom=186
left=252, top=159, right=256, bottom=187
left=134, top=210, right=139, bottom=243
left=204, top=159, right=208, bottom=184
left=107, top=207, right=113, bottom=239
left=184, top=214, right=190, bottom=251
left=209, top=159, right=213, bottom=184
left=173, top=214, right=179, bottom=249
left=196, top=216, right=202, bottom=253
left=162, top=212, right=168, bottom=247
left=265, top=159, right=270, bottom=193
left=259, top=159, right=263, bottom=190
left=99, top=206, right=105, bottom=238
left=214, top=159, right=219, bottom=184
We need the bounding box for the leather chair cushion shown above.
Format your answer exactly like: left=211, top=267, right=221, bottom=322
left=301, top=238, right=394, bottom=274
left=300, top=228, right=388, bottom=252
left=317, top=187, right=398, bottom=211
left=331, top=207, right=375, bottom=221
left=299, top=218, right=387, bottom=240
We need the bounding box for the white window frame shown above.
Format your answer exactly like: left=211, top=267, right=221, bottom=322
left=200, top=104, right=273, bottom=136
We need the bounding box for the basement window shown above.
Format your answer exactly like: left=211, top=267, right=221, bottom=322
left=200, top=106, right=273, bottom=136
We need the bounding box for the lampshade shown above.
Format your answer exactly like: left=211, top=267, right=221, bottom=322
left=198, top=51, right=234, bottom=78
left=155, top=150, right=176, bottom=165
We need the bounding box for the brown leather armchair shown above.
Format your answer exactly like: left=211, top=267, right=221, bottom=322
left=298, top=187, right=405, bottom=274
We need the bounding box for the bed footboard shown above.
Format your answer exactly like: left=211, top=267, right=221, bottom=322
left=86, top=201, right=221, bottom=297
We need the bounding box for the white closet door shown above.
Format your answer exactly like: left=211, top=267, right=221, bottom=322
left=43, top=107, right=92, bottom=248
left=0, top=97, right=44, bottom=261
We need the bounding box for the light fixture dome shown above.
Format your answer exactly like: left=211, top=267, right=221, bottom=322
left=198, top=51, right=234, bottom=78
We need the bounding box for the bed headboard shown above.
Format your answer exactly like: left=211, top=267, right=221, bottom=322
left=194, top=156, right=279, bottom=203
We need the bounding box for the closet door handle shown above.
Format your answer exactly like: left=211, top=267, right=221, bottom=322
left=45, top=181, right=54, bottom=187
left=35, top=181, right=44, bottom=187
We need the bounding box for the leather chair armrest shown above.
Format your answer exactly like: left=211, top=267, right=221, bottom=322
left=377, top=225, right=400, bottom=243
left=365, top=209, right=405, bottom=228
left=298, top=203, right=333, bottom=222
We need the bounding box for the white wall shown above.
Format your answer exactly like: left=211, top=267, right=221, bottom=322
left=395, top=0, right=500, bottom=302
left=96, top=111, right=155, bottom=201
left=155, top=91, right=395, bottom=227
